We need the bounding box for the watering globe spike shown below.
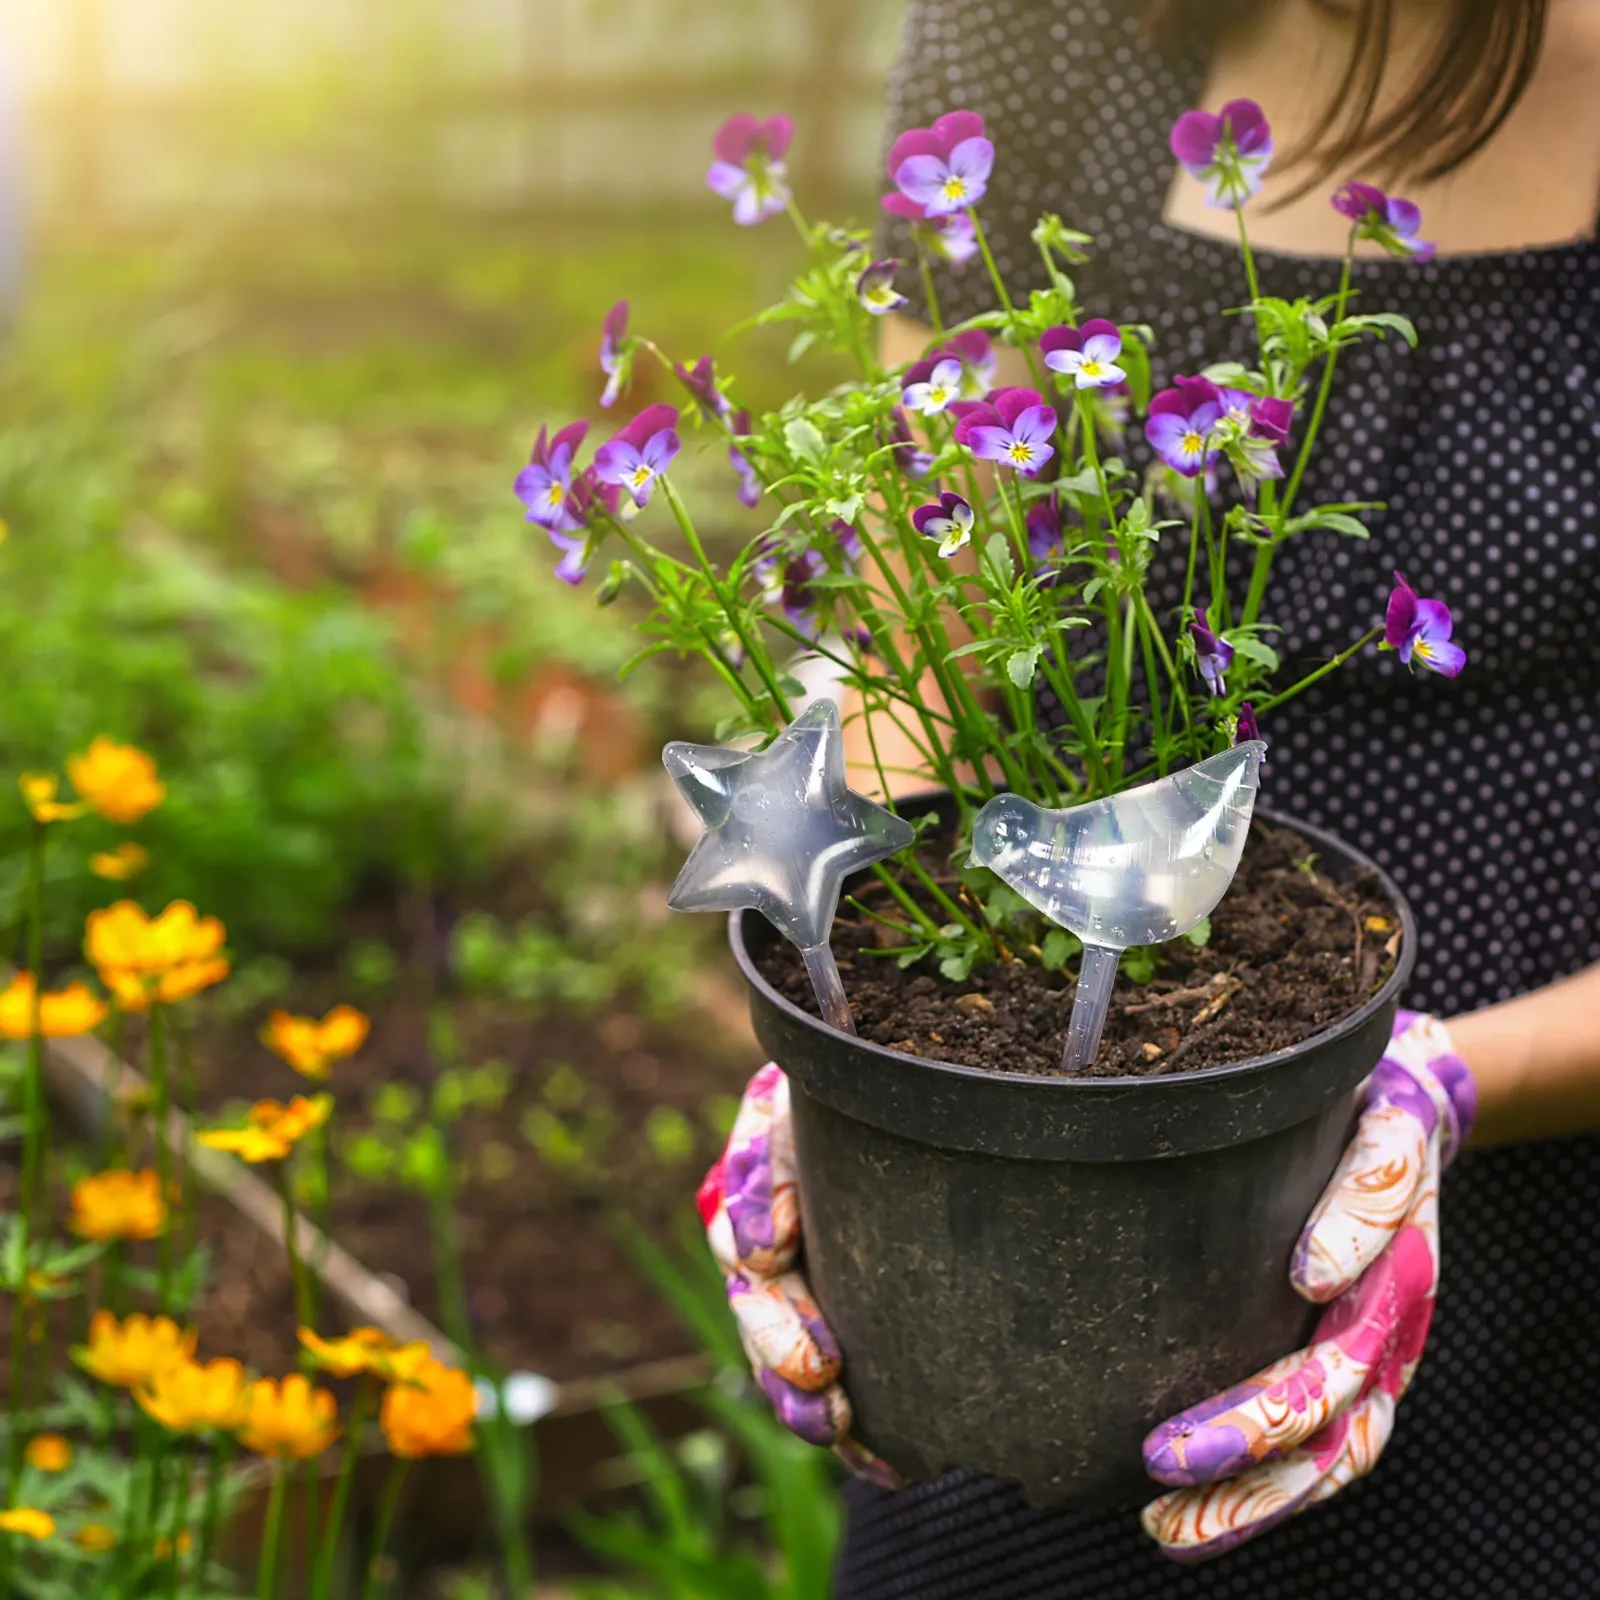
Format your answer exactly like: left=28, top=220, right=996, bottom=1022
left=663, top=699, right=916, bottom=1035
left=969, top=741, right=1267, bottom=1071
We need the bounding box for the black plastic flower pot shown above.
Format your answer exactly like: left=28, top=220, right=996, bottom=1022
left=728, top=806, right=1415, bottom=1508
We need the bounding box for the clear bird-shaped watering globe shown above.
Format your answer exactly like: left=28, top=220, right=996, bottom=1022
left=665, top=700, right=1265, bottom=1068
left=970, top=740, right=1268, bottom=1071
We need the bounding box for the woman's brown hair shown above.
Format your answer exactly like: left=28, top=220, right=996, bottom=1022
left=1147, top=0, right=1550, bottom=195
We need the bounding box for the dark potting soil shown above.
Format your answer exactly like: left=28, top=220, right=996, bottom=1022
left=757, top=821, right=1401, bottom=1078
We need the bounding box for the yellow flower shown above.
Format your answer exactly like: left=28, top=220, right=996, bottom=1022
left=136, top=1357, right=251, bottom=1434
left=73, top=1522, right=118, bottom=1553
left=19, top=773, right=85, bottom=825
left=66, top=738, right=166, bottom=825
left=262, top=1005, right=370, bottom=1082
left=70, top=1168, right=167, bottom=1242
left=0, top=1508, right=54, bottom=1540
left=74, top=1311, right=195, bottom=1390
left=198, top=1094, right=332, bottom=1165
left=0, top=974, right=107, bottom=1040
left=23, top=1434, right=72, bottom=1473
left=153, top=1530, right=192, bottom=1559
left=380, top=1357, right=476, bottom=1459
left=85, top=900, right=229, bottom=1012
left=297, top=1326, right=430, bottom=1382
left=236, top=1375, right=339, bottom=1461
left=89, top=842, right=150, bottom=882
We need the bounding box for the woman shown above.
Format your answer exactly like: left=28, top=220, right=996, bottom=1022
left=701, top=0, right=1600, bottom=1592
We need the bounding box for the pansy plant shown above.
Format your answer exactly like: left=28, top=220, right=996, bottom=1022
left=517, top=99, right=1461, bottom=974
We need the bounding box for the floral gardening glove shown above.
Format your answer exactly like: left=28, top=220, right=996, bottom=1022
left=1140, top=1010, right=1476, bottom=1560
left=697, top=1062, right=901, bottom=1487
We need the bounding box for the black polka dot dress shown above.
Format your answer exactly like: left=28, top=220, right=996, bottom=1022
left=841, top=2, right=1600, bottom=1594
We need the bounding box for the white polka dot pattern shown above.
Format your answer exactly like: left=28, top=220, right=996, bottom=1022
left=847, top=0, right=1600, bottom=1591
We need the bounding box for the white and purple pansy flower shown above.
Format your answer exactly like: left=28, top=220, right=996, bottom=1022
left=953, top=387, right=1057, bottom=477
left=547, top=469, right=621, bottom=587
left=1145, top=376, right=1224, bottom=478
left=944, top=328, right=997, bottom=397
left=1385, top=571, right=1466, bottom=677
left=599, top=300, right=629, bottom=409
left=728, top=410, right=761, bottom=508
left=780, top=549, right=828, bottom=638
left=515, top=420, right=589, bottom=534
left=1188, top=615, right=1235, bottom=696
left=1170, top=98, right=1274, bottom=210
left=1216, top=387, right=1294, bottom=495
left=1040, top=319, right=1127, bottom=390
left=1332, top=181, right=1436, bottom=264
left=912, top=491, right=977, bottom=558
left=593, top=403, right=681, bottom=508
left=902, top=355, right=964, bottom=417
left=706, top=113, right=794, bottom=226
left=881, top=193, right=979, bottom=266
left=856, top=259, right=907, bottom=316
left=887, top=109, right=995, bottom=218
left=675, top=355, right=733, bottom=424
left=829, top=518, right=863, bottom=565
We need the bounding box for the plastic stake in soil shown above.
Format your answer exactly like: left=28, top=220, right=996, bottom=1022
left=662, top=699, right=913, bottom=1035
left=970, top=742, right=1267, bottom=1071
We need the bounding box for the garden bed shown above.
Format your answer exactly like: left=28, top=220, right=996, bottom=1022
left=758, top=821, right=1401, bottom=1078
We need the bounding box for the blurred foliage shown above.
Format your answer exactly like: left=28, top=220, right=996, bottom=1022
left=0, top=213, right=825, bottom=958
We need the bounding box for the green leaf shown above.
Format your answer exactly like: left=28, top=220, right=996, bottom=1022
left=1301, top=511, right=1371, bottom=540
left=1184, top=915, right=1212, bottom=948
left=1337, top=312, right=1418, bottom=347
left=1005, top=645, right=1042, bottom=689
left=787, top=330, right=817, bottom=364
left=1039, top=929, right=1081, bottom=970
left=782, top=418, right=826, bottom=464
left=983, top=533, right=1015, bottom=586
left=1225, top=633, right=1280, bottom=671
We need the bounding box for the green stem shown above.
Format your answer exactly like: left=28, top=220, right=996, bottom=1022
left=195, top=1433, right=233, bottom=1596
left=310, top=1382, right=374, bottom=1600
left=275, top=1166, right=312, bottom=1335
left=255, top=1463, right=289, bottom=1600
left=148, top=1003, right=174, bottom=1309
left=164, top=1446, right=194, bottom=1600
left=7, top=824, right=46, bottom=1504
left=868, top=863, right=944, bottom=942
left=359, top=1458, right=408, bottom=1600
left=902, top=856, right=990, bottom=948
left=659, top=478, right=792, bottom=722
left=1235, top=203, right=1263, bottom=352
left=915, top=243, right=944, bottom=335
left=1251, top=627, right=1383, bottom=715
left=1245, top=241, right=1357, bottom=628
left=967, top=209, right=1049, bottom=392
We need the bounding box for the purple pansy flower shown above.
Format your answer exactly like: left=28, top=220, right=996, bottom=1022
left=780, top=549, right=828, bottom=637
left=1040, top=319, right=1126, bottom=390
left=1145, top=376, right=1224, bottom=477
left=1216, top=387, right=1294, bottom=494
left=953, top=387, right=1057, bottom=477
left=546, top=468, right=621, bottom=586
left=1170, top=98, right=1274, bottom=210
left=598, top=301, right=629, bottom=409
left=514, top=421, right=589, bottom=534
left=1025, top=493, right=1068, bottom=586
left=881, top=193, right=978, bottom=266
left=1235, top=701, right=1265, bottom=757
left=829, top=518, right=863, bottom=565
left=1385, top=571, right=1466, bottom=677
left=593, top=403, right=681, bottom=508
left=887, top=109, right=995, bottom=217
left=706, top=113, right=793, bottom=226
left=857, top=259, right=907, bottom=316
left=1331, top=181, right=1436, bottom=263
left=728, top=410, right=761, bottom=508
left=911, top=491, right=976, bottom=558
left=885, top=409, right=934, bottom=480
left=674, top=355, right=732, bottom=424
left=1189, top=614, right=1234, bottom=696
left=946, top=328, right=997, bottom=396
left=902, top=355, right=963, bottom=417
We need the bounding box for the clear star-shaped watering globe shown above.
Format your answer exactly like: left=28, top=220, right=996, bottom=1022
left=664, top=699, right=915, bottom=1034
left=970, top=741, right=1268, bottom=1072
